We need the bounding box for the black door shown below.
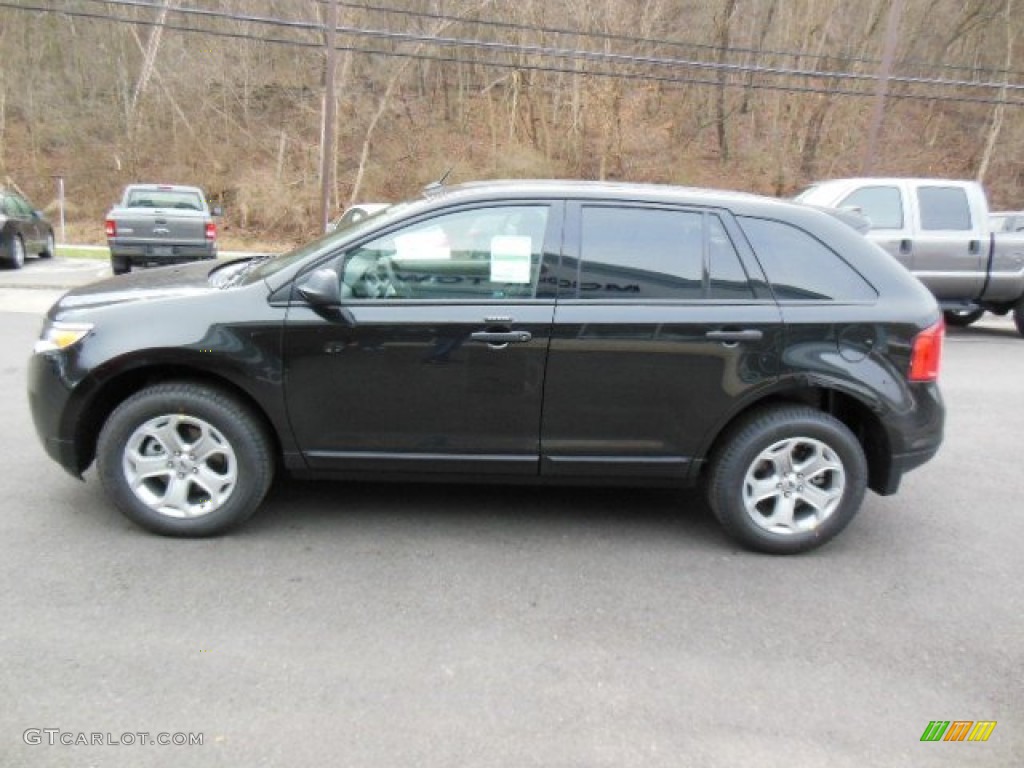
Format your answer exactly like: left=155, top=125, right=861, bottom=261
left=5, top=194, right=44, bottom=251
left=540, top=202, right=783, bottom=480
left=283, top=202, right=561, bottom=476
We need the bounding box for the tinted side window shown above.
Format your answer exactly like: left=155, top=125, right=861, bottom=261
left=738, top=217, right=877, bottom=301
left=839, top=186, right=903, bottom=229
left=708, top=215, right=754, bottom=299
left=2, top=196, right=24, bottom=217
left=341, top=205, right=548, bottom=300
left=578, top=206, right=704, bottom=299
left=917, top=186, right=972, bottom=231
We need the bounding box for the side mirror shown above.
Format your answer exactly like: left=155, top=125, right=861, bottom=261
left=297, top=267, right=355, bottom=325
left=298, top=268, right=341, bottom=306
left=33, top=209, right=45, bottom=219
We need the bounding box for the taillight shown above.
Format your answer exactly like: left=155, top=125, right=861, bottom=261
left=205, top=221, right=216, bottom=240
left=909, top=319, right=944, bottom=382
left=105, top=219, right=116, bottom=238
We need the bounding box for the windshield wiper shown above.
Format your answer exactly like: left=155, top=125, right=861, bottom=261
left=220, top=254, right=274, bottom=288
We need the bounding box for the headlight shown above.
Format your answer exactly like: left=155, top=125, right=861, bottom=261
left=33, top=321, right=94, bottom=354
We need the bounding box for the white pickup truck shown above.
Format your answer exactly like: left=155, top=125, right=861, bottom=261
left=797, top=178, right=1024, bottom=336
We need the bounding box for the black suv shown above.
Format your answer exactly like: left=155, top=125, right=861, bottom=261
left=28, top=181, right=944, bottom=553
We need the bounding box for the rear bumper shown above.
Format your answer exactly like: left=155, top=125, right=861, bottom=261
left=108, top=241, right=216, bottom=267
left=875, top=444, right=941, bottom=495
left=873, top=382, right=944, bottom=495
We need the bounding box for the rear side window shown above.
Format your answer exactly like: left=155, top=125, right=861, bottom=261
left=576, top=206, right=754, bottom=300
left=738, top=217, right=876, bottom=301
left=579, top=206, right=704, bottom=299
left=917, top=186, right=972, bottom=231
left=839, top=186, right=903, bottom=229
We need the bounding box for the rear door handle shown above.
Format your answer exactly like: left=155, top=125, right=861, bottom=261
left=470, top=331, right=533, bottom=344
left=705, top=329, right=763, bottom=343
left=899, top=239, right=913, bottom=255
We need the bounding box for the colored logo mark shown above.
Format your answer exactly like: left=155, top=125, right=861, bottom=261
left=920, top=721, right=997, bottom=742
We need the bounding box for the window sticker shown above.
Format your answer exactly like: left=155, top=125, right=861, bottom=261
left=489, top=235, right=532, bottom=283
left=395, top=226, right=451, bottom=260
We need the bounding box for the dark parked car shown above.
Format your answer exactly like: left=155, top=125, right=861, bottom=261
left=1, top=189, right=55, bottom=268
left=28, top=180, right=945, bottom=554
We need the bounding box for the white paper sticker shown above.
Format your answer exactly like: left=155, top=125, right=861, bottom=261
left=489, top=236, right=532, bottom=283
left=395, top=226, right=451, bottom=260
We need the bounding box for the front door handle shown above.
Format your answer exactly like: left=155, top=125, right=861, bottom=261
left=470, top=331, right=532, bottom=345
left=705, top=329, right=763, bottom=343
left=899, top=239, right=913, bottom=255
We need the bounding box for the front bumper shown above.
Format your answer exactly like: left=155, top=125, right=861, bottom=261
left=27, top=350, right=85, bottom=477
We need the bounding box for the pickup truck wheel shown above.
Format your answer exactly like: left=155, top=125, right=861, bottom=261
left=111, top=256, right=130, bottom=275
left=4, top=234, right=26, bottom=269
left=706, top=405, right=867, bottom=555
left=1015, top=301, right=1024, bottom=337
left=943, top=308, right=984, bottom=327
left=96, top=382, right=274, bottom=537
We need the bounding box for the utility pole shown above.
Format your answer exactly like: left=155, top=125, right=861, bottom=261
left=50, top=174, right=66, bottom=243
left=319, top=0, right=339, bottom=233
left=861, top=0, right=904, bottom=174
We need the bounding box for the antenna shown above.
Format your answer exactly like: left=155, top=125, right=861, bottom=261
left=423, top=166, right=455, bottom=196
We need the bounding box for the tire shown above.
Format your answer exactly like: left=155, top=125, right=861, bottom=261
left=943, top=308, right=984, bottom=327
left=111, top=255, right=130, bottom=275
left=706, top=405, right=868, bottom=555
left=1015, top=299, right=1024, bottom=337
left=40, top=231, right=55, bottom=258
left=96, top=382, right=274, bottom=537
left=5, top=234, right=26, bottom=269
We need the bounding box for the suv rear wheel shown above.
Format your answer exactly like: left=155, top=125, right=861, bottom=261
left=96, top=382, right=274, bottom=536
left=706, top=405, right=868, bottom=555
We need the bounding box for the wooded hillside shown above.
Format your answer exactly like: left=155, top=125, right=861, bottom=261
left=1, top=0, right=1022, bottom=246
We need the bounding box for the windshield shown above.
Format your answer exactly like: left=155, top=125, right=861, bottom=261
left=243, top=201, right=412, bottom=284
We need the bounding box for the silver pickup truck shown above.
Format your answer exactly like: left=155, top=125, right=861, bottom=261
left=105, top=184, right=220, bottom=274
left=796, top=178, right=1024, bottom=336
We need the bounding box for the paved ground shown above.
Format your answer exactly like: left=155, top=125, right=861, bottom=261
left=0, top=264, right=1021, bottom=767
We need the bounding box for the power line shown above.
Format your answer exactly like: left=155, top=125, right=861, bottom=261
left=6, top=1, right=1024, bottom=108
left=64, top=0, right=1024, bottom=94
left=329, top=0, right=1024, bottom=81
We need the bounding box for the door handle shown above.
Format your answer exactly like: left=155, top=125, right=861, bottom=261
left=899, top=239, right=913, bottom=255
left=705, top=329, right=763, bottom=343
left=470, top=331, right=532, bottom=344
left=968, top=239, right=981, bottom=255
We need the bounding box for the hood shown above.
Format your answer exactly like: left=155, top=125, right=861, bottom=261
left=52, top=259, right=239, bottom=314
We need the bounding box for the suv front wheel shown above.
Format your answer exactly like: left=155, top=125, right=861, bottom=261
left=96, top=382, right=274, bottom=536
left=706, top=405, right=868, bottom=555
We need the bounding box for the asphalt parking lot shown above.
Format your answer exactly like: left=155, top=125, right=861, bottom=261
left=1, top=259, right=1021, bottom=767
